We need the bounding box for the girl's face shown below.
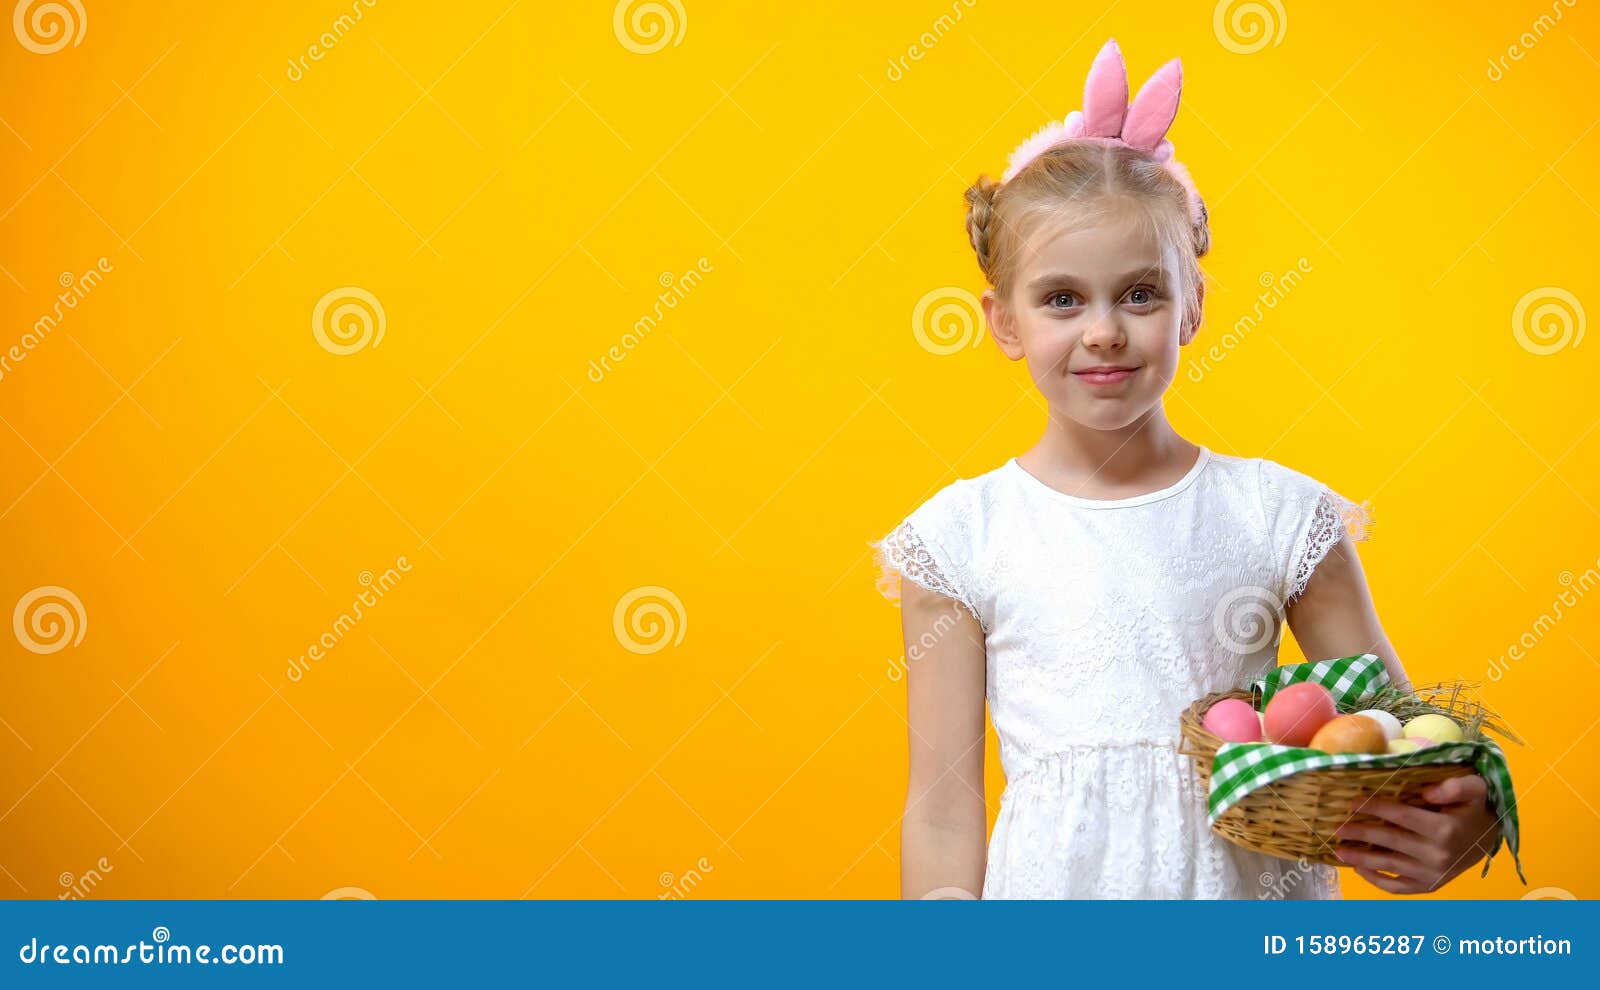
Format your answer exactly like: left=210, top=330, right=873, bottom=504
left=983, top=201, right=1194, bottom=432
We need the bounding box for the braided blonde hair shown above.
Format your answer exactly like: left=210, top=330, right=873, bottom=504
left=965, top=142, right=1210, bottom=339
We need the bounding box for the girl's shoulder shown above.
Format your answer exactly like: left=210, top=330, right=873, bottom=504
left=896, top=460, right=1014, bottom=525
left=1227, top=451, right=1375, bottom=600
left=1249, top=452, right=1326, bottom=490
left=1204, top=449, right=1335, bottom=513
left=1243, top=453, right=1362, bottom=528
left=872, top=464, right=1012, bottom=630
left=1193, top=452, right=1373, bottom=568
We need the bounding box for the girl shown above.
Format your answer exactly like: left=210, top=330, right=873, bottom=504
left=873, top=40, right=1502, bottom=899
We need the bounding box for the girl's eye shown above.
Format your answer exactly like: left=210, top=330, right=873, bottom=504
left=1046, top=288, right=1160, bottom=310
left=1125, top=286, right=1159, bottom=308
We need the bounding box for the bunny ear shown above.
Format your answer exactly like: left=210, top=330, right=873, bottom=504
left=1081, top=39, right=1129, bottom=138
left=1121, top=58, right=1182, bottom=151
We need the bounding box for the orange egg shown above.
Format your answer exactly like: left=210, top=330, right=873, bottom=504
left=1308, top=714, right=1388, bottom=754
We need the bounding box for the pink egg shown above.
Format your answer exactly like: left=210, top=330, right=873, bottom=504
left=1263, top=682, right=1337, bottom=747
left=1202, top=698, right=1263, bottom=743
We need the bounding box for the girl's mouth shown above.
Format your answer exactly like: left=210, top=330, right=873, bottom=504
left=1073, top=367, right=1138, bottom=386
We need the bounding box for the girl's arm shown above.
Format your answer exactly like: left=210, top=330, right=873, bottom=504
left=1284, top=530, right=1411, bottom=691
left=1285, top=530, right=1499, bottom=893
left=898, top=578, right=988, bottom=899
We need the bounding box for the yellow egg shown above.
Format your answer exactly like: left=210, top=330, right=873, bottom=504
left=1387, top=738, right=1425, bottom=755
left=1402, top=714, right=1464, bottom=744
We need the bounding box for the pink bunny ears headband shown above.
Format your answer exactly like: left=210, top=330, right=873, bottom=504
left=1001, top=39, right=1204, bottom=226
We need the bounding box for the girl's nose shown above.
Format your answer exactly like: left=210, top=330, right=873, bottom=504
left=1081, top=306, right=1126, bottom=348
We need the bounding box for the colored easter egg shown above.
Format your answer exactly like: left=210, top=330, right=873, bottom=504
left=1402, top=714, right=1464, bottom=745
left=1309, top=714, right=1387, bottom=754
left=1352, top=709, right=1403, bottom=741
left=1202, top=698, right=1263, bottom=743
left=1263, top=683, right=1337, bottom=747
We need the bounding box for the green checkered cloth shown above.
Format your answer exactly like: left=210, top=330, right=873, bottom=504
left=1206, top=654, right=1522, bottom=881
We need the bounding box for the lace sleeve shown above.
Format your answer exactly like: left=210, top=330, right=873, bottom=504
left=1287, top=487, right=1374, bottom=603
left=1260, top=460, right=1374, bottom=605
left=869, top=494, right=985, bottom=631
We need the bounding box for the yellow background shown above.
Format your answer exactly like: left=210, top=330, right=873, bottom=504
left=1, top=0, right=1596, bottom=900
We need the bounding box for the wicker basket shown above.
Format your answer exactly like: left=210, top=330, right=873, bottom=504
left=1177, top=689, right=1476, bottom=865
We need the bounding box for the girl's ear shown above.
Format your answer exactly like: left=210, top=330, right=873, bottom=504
left=983, top=289, right=1025, bottom=360
left=1179, top=278, right=1205, bottom=346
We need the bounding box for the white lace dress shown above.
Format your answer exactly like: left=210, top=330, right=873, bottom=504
left=873, top=446, right=1373, bottom=899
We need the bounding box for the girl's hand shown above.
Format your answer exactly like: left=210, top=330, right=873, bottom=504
left=1332, top=775, right=1500, bottom=893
